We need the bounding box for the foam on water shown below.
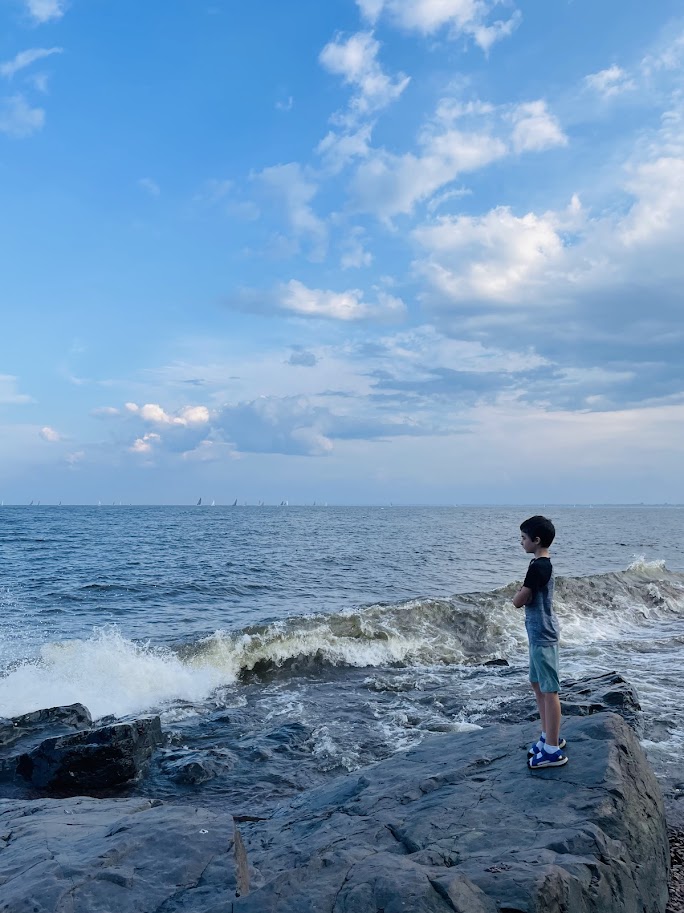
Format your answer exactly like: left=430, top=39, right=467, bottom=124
left=0, top=627, right=228, bottom=720
left=1, top=562, right=682, bottom=721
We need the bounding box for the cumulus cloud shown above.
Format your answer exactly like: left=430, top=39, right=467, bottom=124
left=350, top=129, right=507, bottom=219
left=91, top=406, right=121, bottom=418
left=619, top=156, right=684, bottom=248
left=39, top=426, right=61, bottom=442
left=279, top=279, right=406, bottom=321
left=23, top=0, right=67, bottom=23
left=0, top=94, right=45, bottom=138
left=356, top=0, right=521, bottom=52
left=509, top=100, right=567, bottom=153
left=319, top=31, right=409, bottom=119
left=125, top=402, right=210, bottom=426
left=584, top=65, right=636, bottom=99
left=0, top=47, right=62, bottom=79
left=129, top=433, right=161, bottom=454
left=413, top=205, right=567, bottom=304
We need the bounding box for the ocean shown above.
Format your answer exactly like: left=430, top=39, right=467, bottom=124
left=1, top=505, right=683, bottom=810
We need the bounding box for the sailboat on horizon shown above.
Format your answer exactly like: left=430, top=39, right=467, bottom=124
left=197, top=497, right=202, bottom=506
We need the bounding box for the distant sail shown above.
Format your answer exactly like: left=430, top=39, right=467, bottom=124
left=211, top=500, right=216, bottom=507
left=197, top=497, right=202, bottom=506
left=232, top=498, right=238, bottom=506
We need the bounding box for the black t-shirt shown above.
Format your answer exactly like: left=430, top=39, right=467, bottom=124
left=523, top=557, right=552, bottom=593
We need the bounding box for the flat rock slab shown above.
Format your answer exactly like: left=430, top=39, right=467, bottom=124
left=0, top=797, right=238, bottom=913
left=0, top=713, right=670, bottom=913
left=234, top=713, right=669, bottom=913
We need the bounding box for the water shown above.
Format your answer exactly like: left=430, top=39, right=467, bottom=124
left=0, top=505, right=682, bottom=809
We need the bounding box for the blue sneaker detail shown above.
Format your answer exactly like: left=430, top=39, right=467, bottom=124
left=527, top=736, right=566, bottom=759
left=528, top=747, right=568, bottom=769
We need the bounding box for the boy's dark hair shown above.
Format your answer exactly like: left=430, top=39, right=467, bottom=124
left=520, top=515, right=555, bottom=548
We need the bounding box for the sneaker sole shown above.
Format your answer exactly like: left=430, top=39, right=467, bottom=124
left=528, top=755, right=568, bottom=769
left=527, top=738, right=567, bottom=760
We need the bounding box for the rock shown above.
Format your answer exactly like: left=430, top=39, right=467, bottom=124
left=14, top=717, right=164, bottom=793
left=0, top=703, right=92, bottom=751
left=0, top=797, right=240, bottom=913
left=560, top=671, right=641, bottom=724
left=231, top=713, right=669, bottom=913
left=471, top=670, right=643, bottom=730
left=162, top=748, right=238, bottom=786
left=0, top=713, right=668, bottom=912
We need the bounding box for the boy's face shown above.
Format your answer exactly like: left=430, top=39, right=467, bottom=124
left=520, top=531, right=539, bottom=554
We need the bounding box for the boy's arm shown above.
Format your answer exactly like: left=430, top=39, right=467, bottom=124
left=512, top=586, right=532, bottom=608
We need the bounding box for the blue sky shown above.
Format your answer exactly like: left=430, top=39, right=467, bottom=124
left=1, top=0, right=683, bottom=504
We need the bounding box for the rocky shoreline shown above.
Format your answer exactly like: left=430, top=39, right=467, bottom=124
left=0, top=673, right=680, bottom=912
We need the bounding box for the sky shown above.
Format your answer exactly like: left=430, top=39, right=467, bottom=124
left=1, top=0, right=683, bottom=505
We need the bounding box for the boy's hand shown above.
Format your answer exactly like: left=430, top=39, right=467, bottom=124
left=512, top=586, right=532, bottom=608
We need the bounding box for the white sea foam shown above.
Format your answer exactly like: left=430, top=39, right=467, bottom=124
left=627, top=555, right=668, bottom=574
left=0, top=628, right=229, bottom=720
left=1, top=562, right=682, bottom=721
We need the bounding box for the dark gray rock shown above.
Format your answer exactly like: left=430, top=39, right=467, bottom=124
left=475, top=670, right=642, bottom=729
left=0, top=703, right=92, bottom=751
left=14, top=716, right=163, bottom=793
left=0, top=797, right=239, bottom=913
left=0, top=713, right=669, bottom=912
left=560, top=671, right=641, bottom=723
left=231, top=713, right=668, bottom=913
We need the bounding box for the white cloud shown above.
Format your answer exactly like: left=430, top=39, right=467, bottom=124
left=471, top=12, right=522, bottom=53
left=319, top=31, right=409, bottom=119
left=138, top=177, right=160, bottom=196
left=39, top=426, right=61, bottom=442
left=340, top=229, right=373, bottom=269
left=641, top=30, right=684, bottom=77
left=125, top=402, right=210, bottom=426
left=91, top=406, right=120, bottom=418
left=413, top=205, right=567, bottom=304
left=23, top=0, right=67, bottom=23
left=0, top=375, right=33, bottom=404
left=584, top=65, right=636, bottom=99
left=129, top=433, right=161, bottom=454
left=619, top=156, right=684, bottom=248
left=350, top=129, right=507, bottom=219
left=258, top=163, right=327, bottom=260
left=356, top=0, right=520, bottom=52
left=317, top=123, right=373, bottom=173
left=0, top=94, right=45, bottom=138
left=0, top=47, right=62, bottom=79
left=279, top=279, right=406, bottom=321
left=509, top=100, right=567, bottom=153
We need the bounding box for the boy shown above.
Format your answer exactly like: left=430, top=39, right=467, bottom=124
left=512, top=515, right=568, bottom=769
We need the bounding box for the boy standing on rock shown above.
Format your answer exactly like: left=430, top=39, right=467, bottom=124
left=513, top=515, right=568, bottom=769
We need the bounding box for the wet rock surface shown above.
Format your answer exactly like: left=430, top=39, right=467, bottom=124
left=0, top=712, right=671, bottom=913
left=1, top=714, right=163, bottom=795
left=0, top=703, right=92, bottom=752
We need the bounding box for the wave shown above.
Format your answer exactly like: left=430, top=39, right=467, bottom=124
left=0, top=562, right=682, bottom=721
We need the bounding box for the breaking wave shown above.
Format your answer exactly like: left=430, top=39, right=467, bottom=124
left=0, top=562, right=682, bottom=720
